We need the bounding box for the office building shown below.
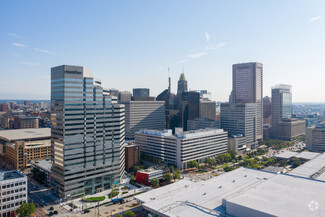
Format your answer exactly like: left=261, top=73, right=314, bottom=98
left=263, top=96, right=271, bottom=124
left=199, top=101, right=216, bottom=121
left=135, top=167, right=325, bottom=217
left=51, top=65, right=125, bottom=199
left=5, top=139, right=51, bottom=170
left=118, top=91, right=132, bottom=103
left=135, top=168, right=163, bottom=185
left=306, top=123, right=325, bottom=152
left=187, top=117, right=219, bottom=130
left=220, top=103, right=257, bottom=149
left=228, top=135, right=247, bottom=153
left=0, top=103, right=9, bottom=112
left=133, top=88, right=149, bottom=97
left=135, top=128, right=228, bottom=169
left=180, top=92, right=200, bottom=131
left=177, top=73, right=188, bottom=96
left=0, top=128, right=51, bottom=156
left=232, top=62, right=263, bottom=140
left=122, top=101, right=165, bottom=140
left=125, top=143, right=140, bottom=172
left=271, top=84, right=292, bottom=138
left=13, top=115, right=39, bottom=129
left=277, top=118, right=306, bottom=140
left=0, top=170, right=27, bottom=217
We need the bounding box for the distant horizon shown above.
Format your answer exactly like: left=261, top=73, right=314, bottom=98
left=1, top=99, right=325, bottom=105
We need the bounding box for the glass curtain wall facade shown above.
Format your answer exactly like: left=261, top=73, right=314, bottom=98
left=271, top=84, right=292, bottom=138
left=51, top=65, right=125, bottom=199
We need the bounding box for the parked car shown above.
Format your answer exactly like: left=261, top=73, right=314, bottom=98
left=53, top=210, right=58, bottom=215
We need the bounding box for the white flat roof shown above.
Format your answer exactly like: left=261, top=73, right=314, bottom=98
left=276, top=151, right=320, bottom=160
left=0, top=128, right=51, bottom=141
left=290, top=152, right=325, bottom=181
left=136, top=167, right=325, bottom=217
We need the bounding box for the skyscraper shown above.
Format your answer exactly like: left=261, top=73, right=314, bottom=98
left=51, top=65, right=125, bottom=199
left=232, top=62, right=263, bottom=140
left=177, top=73, right=188, bottom=96
left=271, top=84, right=292, bottom=137
left=133, top=88, right=150, bottom=97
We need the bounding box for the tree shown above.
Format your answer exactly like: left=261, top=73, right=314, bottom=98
left=169, top=165, right=175, bottom=173
left=16, top=203, right=36, bottom=217
left=133, top=166, right=141, bottom=173
left=204, top=158, right=215, bottom=166
left=163, top=173, right=172, bottom=183
left=125, top=211, right=135, bottom=217
left=227, top=150, right=237, bottom=159
left=224, top=166, right=235, bottom=172
left=130, top=175, right=135, bottom=184
left=150, top=177, right=159, bottom=188
left=188, top=160, right=199, bottom=169
left=116, top=214, right=123, bottom=217
left=173, top=172, right=180, bottom=180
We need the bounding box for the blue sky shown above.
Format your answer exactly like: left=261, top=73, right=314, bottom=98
left=0, top=0, right=324, bottom=102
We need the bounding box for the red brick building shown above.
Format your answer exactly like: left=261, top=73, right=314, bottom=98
left=136, top=169, right=163, bottom=185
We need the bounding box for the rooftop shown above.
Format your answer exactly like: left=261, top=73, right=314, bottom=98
left=0, top=170, right=25, bottom=181
left=0, top=128, right=51, bottom=141
left=289, top=152, right=325, bottom=181
left=136, top=167, right=325, bottom=217
left=31, top=159, right=52, bottom=171
left=275, top=151, right=320, bottom=160
left=137, top=168, right=163, bottom=175
left=179, top=73, right=186, bottom=81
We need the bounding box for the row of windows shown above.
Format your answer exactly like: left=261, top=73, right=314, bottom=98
left=0, top=181, right=26, bottom=189
left=1, top=188, right=26, bottom=196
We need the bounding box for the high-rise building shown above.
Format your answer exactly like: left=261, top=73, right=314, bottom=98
left=177, top=73, right=188, bottom=96
left=124, top=143, right=140, bottom=172
left=136, top=128, right=228, bottom=169
left=51, top=65, right=125, bottom=199
left=180, top=92, right=200, bottom=131
left=122, top=101, right=165, bottom=140
left=232, top=62, right=263, bottom=140
left=306, top=123, right=325, bottom=152
left=133, top=88, right=150, bottom=97
left=271, top=84, right=292, bottom=138
left=0, top=103, right=9, bottom=112
left=187, top=117, right=220, bottom=131
left=118, top=91, right=132, bottom=103
left=220, top=103, right=257, bottom=150
left=263, top=96, right=272, bottom=124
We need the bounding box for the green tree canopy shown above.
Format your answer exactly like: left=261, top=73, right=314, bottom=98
left=150, top=177, right=160, bottom=188
left=17, top=203, right=36, bottom=217
left=188, top=160, right=199, bottom=169
left=125, top=211, right=135, bottom=217
left=163, top=173, right=172, bottom=183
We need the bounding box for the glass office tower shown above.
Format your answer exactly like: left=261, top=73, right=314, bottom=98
left=51, top=65, right=125, bottom=199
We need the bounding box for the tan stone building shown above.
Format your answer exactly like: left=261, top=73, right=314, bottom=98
left=5, top=139, right=51, bottom=170
left=277, top=118, right=306, bottom=141
left=14, top=115, right=39, bottom=129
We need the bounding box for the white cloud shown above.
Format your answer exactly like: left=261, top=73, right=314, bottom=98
left=34, top=48, right=56, bottom=55
left=188, top=52, right=206, bottom=59
left=205, top=32, right=210, bottom=43
left=310, top=16, right=321, bottom=22
left=20, top=61, right=38, bottom=66
left=205, top=42, right=227, bottom=50
left=7, top=33, right=21, bottom=38
left=12, top=43, right=27, bottom=48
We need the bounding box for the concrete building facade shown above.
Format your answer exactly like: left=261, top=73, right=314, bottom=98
left=232, top=62, right=263, bottom=140
left=122, top=101, right=165, bottom=140
left=306, top=123, right=325, bottom=152
left=220, top=103, right=257, bottom=150
left=13, top=116, right=39, bottom=129
left=0, top=170, right=27, bottom=217
left=135, top=128, right=228, bottom=169
left=277, top=118, right=306, bottom=140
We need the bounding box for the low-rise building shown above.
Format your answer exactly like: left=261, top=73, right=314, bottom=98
left=0, top=170, right=28, bottom=217
left=136, top=168, right=163, bottom=185
left=0, top=128, right=51, bottom=157
left=125, top=143, right=140, bottom=172
left=228, top=134, right=247, bottom=153
left=14, top=115, right=39, bottom=129
left=31, top=159, right=52, bottom=186
left=277, top=118, right=306, bottom=140
left=136, top=128, right=228, bottom=169
left=5, top=140, right=51, bottom=170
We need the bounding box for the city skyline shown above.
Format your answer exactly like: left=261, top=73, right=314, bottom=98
left=1, top=0, right=325, bottom=102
